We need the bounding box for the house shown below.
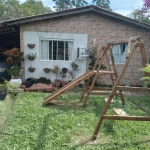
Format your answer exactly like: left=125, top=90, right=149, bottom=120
left=0, top=5, right=150, bottom=85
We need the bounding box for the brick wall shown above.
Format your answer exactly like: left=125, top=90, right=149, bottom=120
left=20, top=12, right=150, bottom=86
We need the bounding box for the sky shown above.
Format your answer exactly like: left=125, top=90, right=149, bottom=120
left=20, top=0, right=144, bottom=16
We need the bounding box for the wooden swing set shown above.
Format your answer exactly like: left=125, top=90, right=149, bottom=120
left=42, top=36, right=150, bottom=141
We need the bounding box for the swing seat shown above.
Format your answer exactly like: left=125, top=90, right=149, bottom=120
left=113, top=108, right=128, bottom=116
left=104, top=98, right=114, bottom=103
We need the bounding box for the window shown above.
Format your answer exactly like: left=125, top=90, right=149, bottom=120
left=40, top=39, right=73, bottom=61
left=110, top=44, right=128, bottom=64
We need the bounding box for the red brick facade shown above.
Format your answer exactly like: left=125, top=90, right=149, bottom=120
left=20, top=13, right=150, bottom=86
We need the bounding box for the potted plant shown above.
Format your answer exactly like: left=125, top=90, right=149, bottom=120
left=61, top=67, right=68, bottom=73
left=70, top=62, right=79, bottom=79
left=7, top=66, right=21, bottom=79
left=71, top=62, right=78, bottom=71
left=52, top=65, right=61, bottom=87
left=3, top=47, right=24, bottom=67
left=26, top=53, right=36, bottom=61
left=25, top=77, right=35, bottom=88
left=3, top=47, right=24, bottom=88
left=27, top=43, right=35, bottom=49
left=43, top=68, right=52, bottom=73
left=60, top=71, right=68, bottom=86
left=140, top=64, right=150, bottom=88
left=28, top=66, right=35, bottom=72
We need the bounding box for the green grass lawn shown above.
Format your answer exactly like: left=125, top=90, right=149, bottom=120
left=0, top=91, right=150, bottom=150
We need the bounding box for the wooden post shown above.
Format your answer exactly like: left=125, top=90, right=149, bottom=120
left=105, top=48, right=114, bottom=85
left=83, top=44, right=110, bottom=107
left=80, top=47, right=105, bottom=102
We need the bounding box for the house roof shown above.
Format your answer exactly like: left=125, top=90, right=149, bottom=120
left=1, top=5, right=150, bottom=31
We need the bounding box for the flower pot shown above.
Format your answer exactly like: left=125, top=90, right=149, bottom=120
left=10, top=78, right=22, bottom=88
left=27, top=44, right=35, bottom=49
left=25, top=78, right=34, bottom=88
left=55, top=79, right=61, bottom=87
left=0, top=92, right=7, bottom=101
left=28, top=68, right=35, bottom=72
left=28, top=56, right=35, bottom=61
left=44, top=69, right=51, bottom=73
left=61, top=81, right=68, bottom=86
left=62, top=68, right=68, bottom=73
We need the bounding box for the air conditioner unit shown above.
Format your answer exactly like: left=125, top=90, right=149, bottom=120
left=77, top=47, right=88, bottom=59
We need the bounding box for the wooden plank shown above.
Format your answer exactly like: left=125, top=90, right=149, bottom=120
left=83, top=45, right=110, bottom=107
left=7, top=88, right=24, bottom=93
left=80, top=47, right=105, bottom=102
left=87, top=87, right=112, bottom=91
left=109, top=36, right=140, bottom=45
left=109, top=47, right=118, bottom=79
left=91, top=90, right=123, bottom=95
left=140, top=46, right=148, bottom=77
left=103, top=115, right=150, bottom=121
left=105, top=50, right=114, bottom=84
left=104, top=98, right=114, bottom=103
left=113, top=108, right=128, bottom=116
left=93, top=70, right=114, bottom=75
left=117, top=86, right=150, bottom=91
left=42, top=71, right=95, bottom=106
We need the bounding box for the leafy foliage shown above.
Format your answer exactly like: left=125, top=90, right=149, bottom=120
left=3, top=47, right=24, bottom=66
left=71, top=0, right=88, bottom=7
left=128, top=9, right=150, bottom=24
left=7, top=65, right=20, bottom=78
left=140, top=65, right=150, bottom=73
left=140, top=65, right=150, bottom=87
left=52, top=0, right=72, bottom=10
left=0, top=0, right=52, bottom=21
left=52, top=0, right=111, bottom=11
left=92, top=0, right=111, bottom=10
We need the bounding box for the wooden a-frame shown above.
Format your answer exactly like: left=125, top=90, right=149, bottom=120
left=88, top=37, right=150, bottom=141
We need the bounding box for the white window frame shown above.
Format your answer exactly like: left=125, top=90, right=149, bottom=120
left=40, top=38, right=73, bottom=61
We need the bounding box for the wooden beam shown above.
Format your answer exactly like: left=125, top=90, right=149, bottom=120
left=83, top=45, right=110, bottom=107
left=109, top=36, right=140, bottom=45
left=93, top=70, right=114, bottom=75
left=43, top=71, right=95, bottom=106
left=103, top=115, right=150, bottom=121
left=117, top=86, right=150, bottom=91
left=87, top=87, right=112, bottom=91
left=109, top=47, right=118, bottom=79
left=91, top=91, right=122, bottom=95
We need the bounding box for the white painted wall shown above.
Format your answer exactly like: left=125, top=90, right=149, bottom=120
left=23, top=32, right=88, bottom=82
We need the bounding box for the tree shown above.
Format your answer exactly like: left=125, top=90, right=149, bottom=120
left=0, top=0, right=52, bottom=21
left=52, top=0, right=88, bottom=10
left=52, top=0, right=72, bottom=11
left=140, top=0, right=150, bottom=33
left=71, top=0, right=88, bottom=7
left=0, top=0, right=21, bottom=20
left=141, top=0, right=150, bottom=14
left=92, top=0, right=111, bottom=10
left=52, top=0, right=112, bottom=11
left=128, top=9, right=150, bottom=24
left=0, top=0, right=5, bottom=19
left=21, top=0, right=52, bottom=16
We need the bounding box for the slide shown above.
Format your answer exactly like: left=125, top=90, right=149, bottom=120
left=42, top=71, right=95, bottom=106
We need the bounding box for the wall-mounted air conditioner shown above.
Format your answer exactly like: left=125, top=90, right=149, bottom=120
left=77, top=47, right=88, bottom=59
